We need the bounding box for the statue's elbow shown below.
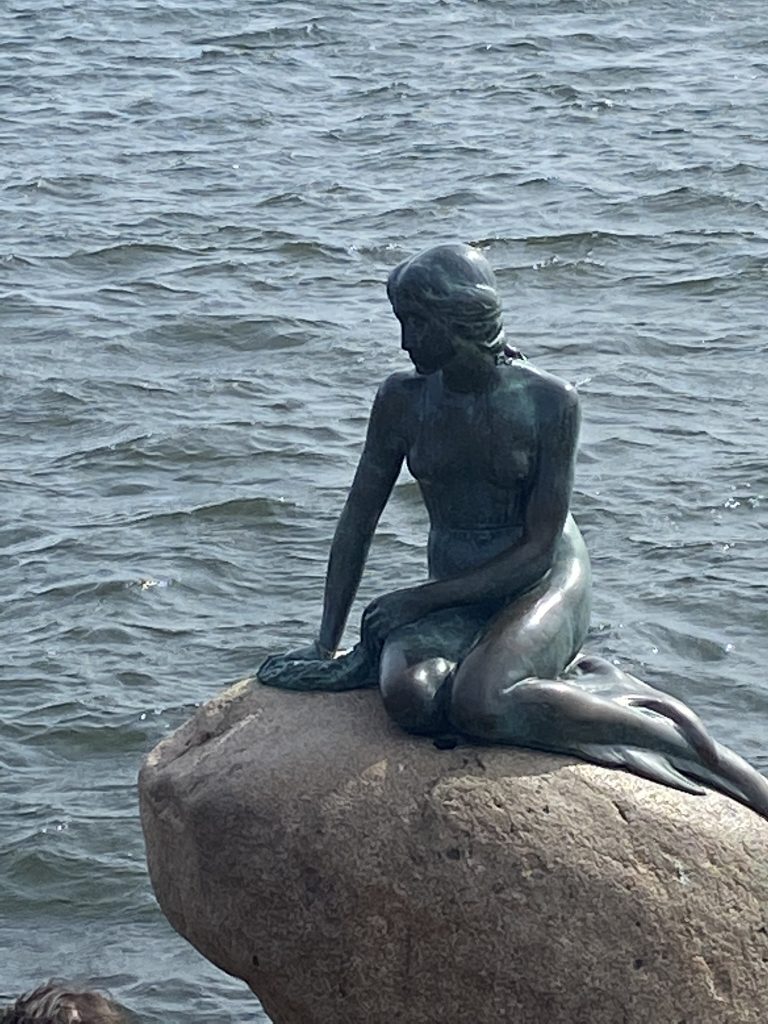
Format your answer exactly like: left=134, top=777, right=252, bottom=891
left=525, top=537, right=559, bottom=582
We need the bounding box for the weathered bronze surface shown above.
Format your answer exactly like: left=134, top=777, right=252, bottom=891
left=259, top=243, right=768, bottom=819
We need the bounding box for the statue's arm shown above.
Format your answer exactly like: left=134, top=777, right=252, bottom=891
left=363, top=380, right=580, bottom=642
left=316, top=376, right=407, bottom=655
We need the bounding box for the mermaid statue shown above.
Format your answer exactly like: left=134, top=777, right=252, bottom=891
left=259, top=242, right=768, bottom=821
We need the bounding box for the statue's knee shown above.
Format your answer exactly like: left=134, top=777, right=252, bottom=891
left=380, top=659, right=452, bottom=736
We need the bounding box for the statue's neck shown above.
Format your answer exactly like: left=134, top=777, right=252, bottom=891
left=441, top=352, right=497, bottom=394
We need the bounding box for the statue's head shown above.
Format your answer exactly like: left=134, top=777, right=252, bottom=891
left=387, top=243, right=505, bottom=361
left=0, top=983, right=130, bottom=1024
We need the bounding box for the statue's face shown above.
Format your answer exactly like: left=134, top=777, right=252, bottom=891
left=396, top=306, right=455, bottom=375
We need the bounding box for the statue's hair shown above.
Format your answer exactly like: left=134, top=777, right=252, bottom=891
left=386, top=243, right=506, bottom=355
left=0, top=982, right=128, bottom=1024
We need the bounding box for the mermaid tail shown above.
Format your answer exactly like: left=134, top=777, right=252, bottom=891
left=500, top=654, right=768, bottom=821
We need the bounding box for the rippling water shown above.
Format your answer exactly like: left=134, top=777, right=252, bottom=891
left=2, top=0, right=767, bottom=1019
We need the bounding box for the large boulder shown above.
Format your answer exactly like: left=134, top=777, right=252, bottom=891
left=139, top=679, right=768, bottom=1024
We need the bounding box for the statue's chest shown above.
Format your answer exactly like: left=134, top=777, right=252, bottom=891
left=406, top=388, right=535, bottom=487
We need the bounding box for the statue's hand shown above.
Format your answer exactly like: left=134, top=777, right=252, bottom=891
left=258, top=638, right=333, bottom=684
left=361, top=589, right=427, bottom=650
left=280, top=639, right=334, bottom=662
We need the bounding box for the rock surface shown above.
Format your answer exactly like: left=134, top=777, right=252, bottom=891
left=139, top=679, right=768, bottom=1024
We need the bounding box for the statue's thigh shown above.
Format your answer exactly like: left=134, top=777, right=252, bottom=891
left=381, top=603, right=494, bottom=674
left=450, top=568, right=590, bottom=734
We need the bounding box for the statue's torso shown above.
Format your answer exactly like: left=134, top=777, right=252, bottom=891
left=399, top=364, right=551, bottom=579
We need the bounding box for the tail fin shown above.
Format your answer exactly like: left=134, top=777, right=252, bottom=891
left=621, top=693, right=718, bottom=766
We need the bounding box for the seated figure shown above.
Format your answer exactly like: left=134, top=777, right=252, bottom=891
left=260, top=243, right=768, bottom=820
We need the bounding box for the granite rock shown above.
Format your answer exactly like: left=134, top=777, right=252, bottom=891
left=139, top=679, right=768, bottom=1024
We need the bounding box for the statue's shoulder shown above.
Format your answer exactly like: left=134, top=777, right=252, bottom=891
left=504, top=361, right=579, bottom=410
left=374, top=370, right=423, bottom=406
left=367, top=372, right=422, bottom=435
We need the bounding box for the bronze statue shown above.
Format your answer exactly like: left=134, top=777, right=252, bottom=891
left=260, top=243, right=768, bottom=820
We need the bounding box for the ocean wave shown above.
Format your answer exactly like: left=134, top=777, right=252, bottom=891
left=191, top=22, right=326, bottom=52
left=3, top=0, right=768, bottom=1019
left=131, top=495, right=300, bottom=526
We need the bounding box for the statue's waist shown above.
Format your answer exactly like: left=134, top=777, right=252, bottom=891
left=427, top=523, right=524, bottom=579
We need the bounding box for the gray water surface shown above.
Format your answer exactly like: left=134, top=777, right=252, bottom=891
left=2, top=1, right=767, bottom=1020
